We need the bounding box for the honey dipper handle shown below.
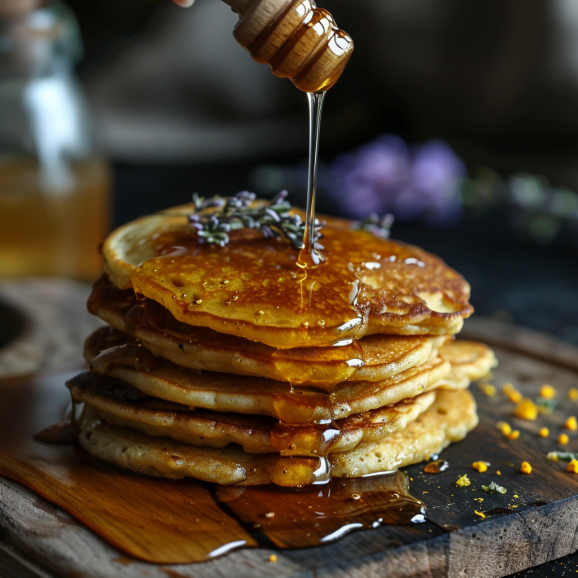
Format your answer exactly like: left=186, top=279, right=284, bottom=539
left=220, top=0, right=354, bottom=93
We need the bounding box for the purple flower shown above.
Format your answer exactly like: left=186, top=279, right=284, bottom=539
left=327, top=135, right=465, bottom=226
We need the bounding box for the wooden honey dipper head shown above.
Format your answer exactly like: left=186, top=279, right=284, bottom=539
left=222, top=0, right=354, bottom=93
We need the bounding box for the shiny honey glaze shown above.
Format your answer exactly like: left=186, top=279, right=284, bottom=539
left=0, top=370, right=426, bottom=564
left=90, top=272, right=366, bottom=390
left=130, top=223, right=465, bottom=351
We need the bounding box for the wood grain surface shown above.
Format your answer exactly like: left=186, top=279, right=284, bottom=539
left=1, top=317, right=578, bottom=577
left=0, top=279, right=103, bottom=377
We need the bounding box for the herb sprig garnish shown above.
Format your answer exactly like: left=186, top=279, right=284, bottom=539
left=355, top=213, right=395, bottom=239
left=188, top=191, right=394, bottom=248
left=481, top=481, right=507, bottom=494
left=189, top=191, right=322, bottom=249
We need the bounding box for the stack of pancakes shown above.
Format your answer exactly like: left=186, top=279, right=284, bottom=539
left=69, top=205, right=496, bottom=486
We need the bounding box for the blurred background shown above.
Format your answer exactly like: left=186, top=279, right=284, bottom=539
left=1, top=0, right=578, bottom=348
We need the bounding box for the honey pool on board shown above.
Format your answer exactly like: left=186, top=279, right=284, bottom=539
left=0, top=370, right=426, bottom=564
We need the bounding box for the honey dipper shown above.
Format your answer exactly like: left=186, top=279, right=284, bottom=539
left=220, top=0, right=354, bottom=92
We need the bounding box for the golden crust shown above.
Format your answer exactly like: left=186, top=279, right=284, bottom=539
left=84, top=327, right=457, bottom=421
left=102, top=206, right=473, bottom=349
left=86, top=285, right=446, bottom=388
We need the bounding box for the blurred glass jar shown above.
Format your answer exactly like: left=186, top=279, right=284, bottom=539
left=0, top=0, right=110, bottom=280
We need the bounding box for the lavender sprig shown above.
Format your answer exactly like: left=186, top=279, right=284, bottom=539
left=188, top=191, right=322, bottom=250
left=355, top=213, right=395, bottom=238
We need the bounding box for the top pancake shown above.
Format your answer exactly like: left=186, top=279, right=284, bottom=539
left=103, top=205, right=473, bottom=349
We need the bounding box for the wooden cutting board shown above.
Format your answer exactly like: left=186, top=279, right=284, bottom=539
left=1, top=317, right=578, bottom=578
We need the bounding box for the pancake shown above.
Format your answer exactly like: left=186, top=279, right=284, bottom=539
left=87, top=278, right=447, bottom=388
left=77, top=389, right=477, bottom=486
left=330, top=389, right=478, bottom=477
left=438, top=340, right=498, bottom=382
left=84, top=329, right=456, bottom=421
left=68, top=372, right=436, bottom=455
left=102, top=206, right=473, bottom=349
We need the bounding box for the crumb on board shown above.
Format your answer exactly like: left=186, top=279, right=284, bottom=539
left=503, top=383, right=523, bottom=403
left=568, top=459, right=578, bottom=474
left=456, top=474, right=471, bottom=487
left=507, top=430, right=520, bottom=441
left=472, top=461, right=489, bottom=473
left=521, top=461, right=532, bottom=474
left=497, top=421, right=512, bottom=436
left=269, top=555, right=277, bottom=563
left=559, top=433, right=570, bottom=445
left=538, top=427, right=550, bottom=438
left=474, top=510, right=486, bottom=519
left=564, top=417, right=578, bottom=431
left=514, top=399, right=539, bottom=421
left=480, top=384, right=496, bottom=396
left=569, top=388, right=578, bottom=401
left=539, top=385, right=556, bottom=399
left=496, top=471, right=502, bottom=475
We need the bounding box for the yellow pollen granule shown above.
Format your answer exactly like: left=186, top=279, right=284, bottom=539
left=474, top=510, right=486, bottom=519
left=521, top=461, right=532, bottom=474
left=569, top=388, right=578, bottom=401
left=567, top=459, right=578, bottom=474
left=496, top=471, right=502, bottom=476
left=538, top=427, right=550, bottom=438
left=564, top=417, right=578, bottom=431
left=456, top=474, right=471, bottom=487
left=472, top=461, right=489, bottom=473
left=514, top=399, right=539, bottom=421
left=269, top=555, right=278, bottom=563
left=559, top=433, right=570, bottom=445
left=503, top=383, right=523, bottom=403
left=480, top=384, right=496, bottom=397
left=496, top=421, right=512, bottom=436
left=507, top=430, right=520, bottom=440
left=539, top=385, right=556, bottom=399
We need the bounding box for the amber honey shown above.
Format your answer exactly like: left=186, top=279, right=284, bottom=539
left=0, top=370, right=426, bottom=564
left=0, top=157, right=110, bottom=280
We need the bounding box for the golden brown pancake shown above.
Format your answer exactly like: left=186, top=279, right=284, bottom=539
left=87, top=279, right=447, bottom=388
left=330, top=389, right=478, bottom=477
left=439, top=340, right=498, bottom=381
left=76, top=390, right=477, bottom=486
left=68, top=372, right=436, bottom=455
left=102, top=207, right=473, bottom=349
left=83, top=328, right=455, bottom=421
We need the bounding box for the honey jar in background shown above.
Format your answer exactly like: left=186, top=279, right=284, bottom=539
left=0, top=0, right=110, bottom=280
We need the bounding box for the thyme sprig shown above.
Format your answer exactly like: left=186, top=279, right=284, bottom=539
left=188, top=191, right=394, bottom=248
left=188, top=190, right=322, bottom=250
left=481, top=481, right=507, bottom=494
left=355, top=213, right=395, bottom=239
left=547, top=451, right=578, bottom=462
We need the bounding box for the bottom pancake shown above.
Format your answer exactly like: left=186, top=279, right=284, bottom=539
left=77, top=389, right=477, bottom=486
